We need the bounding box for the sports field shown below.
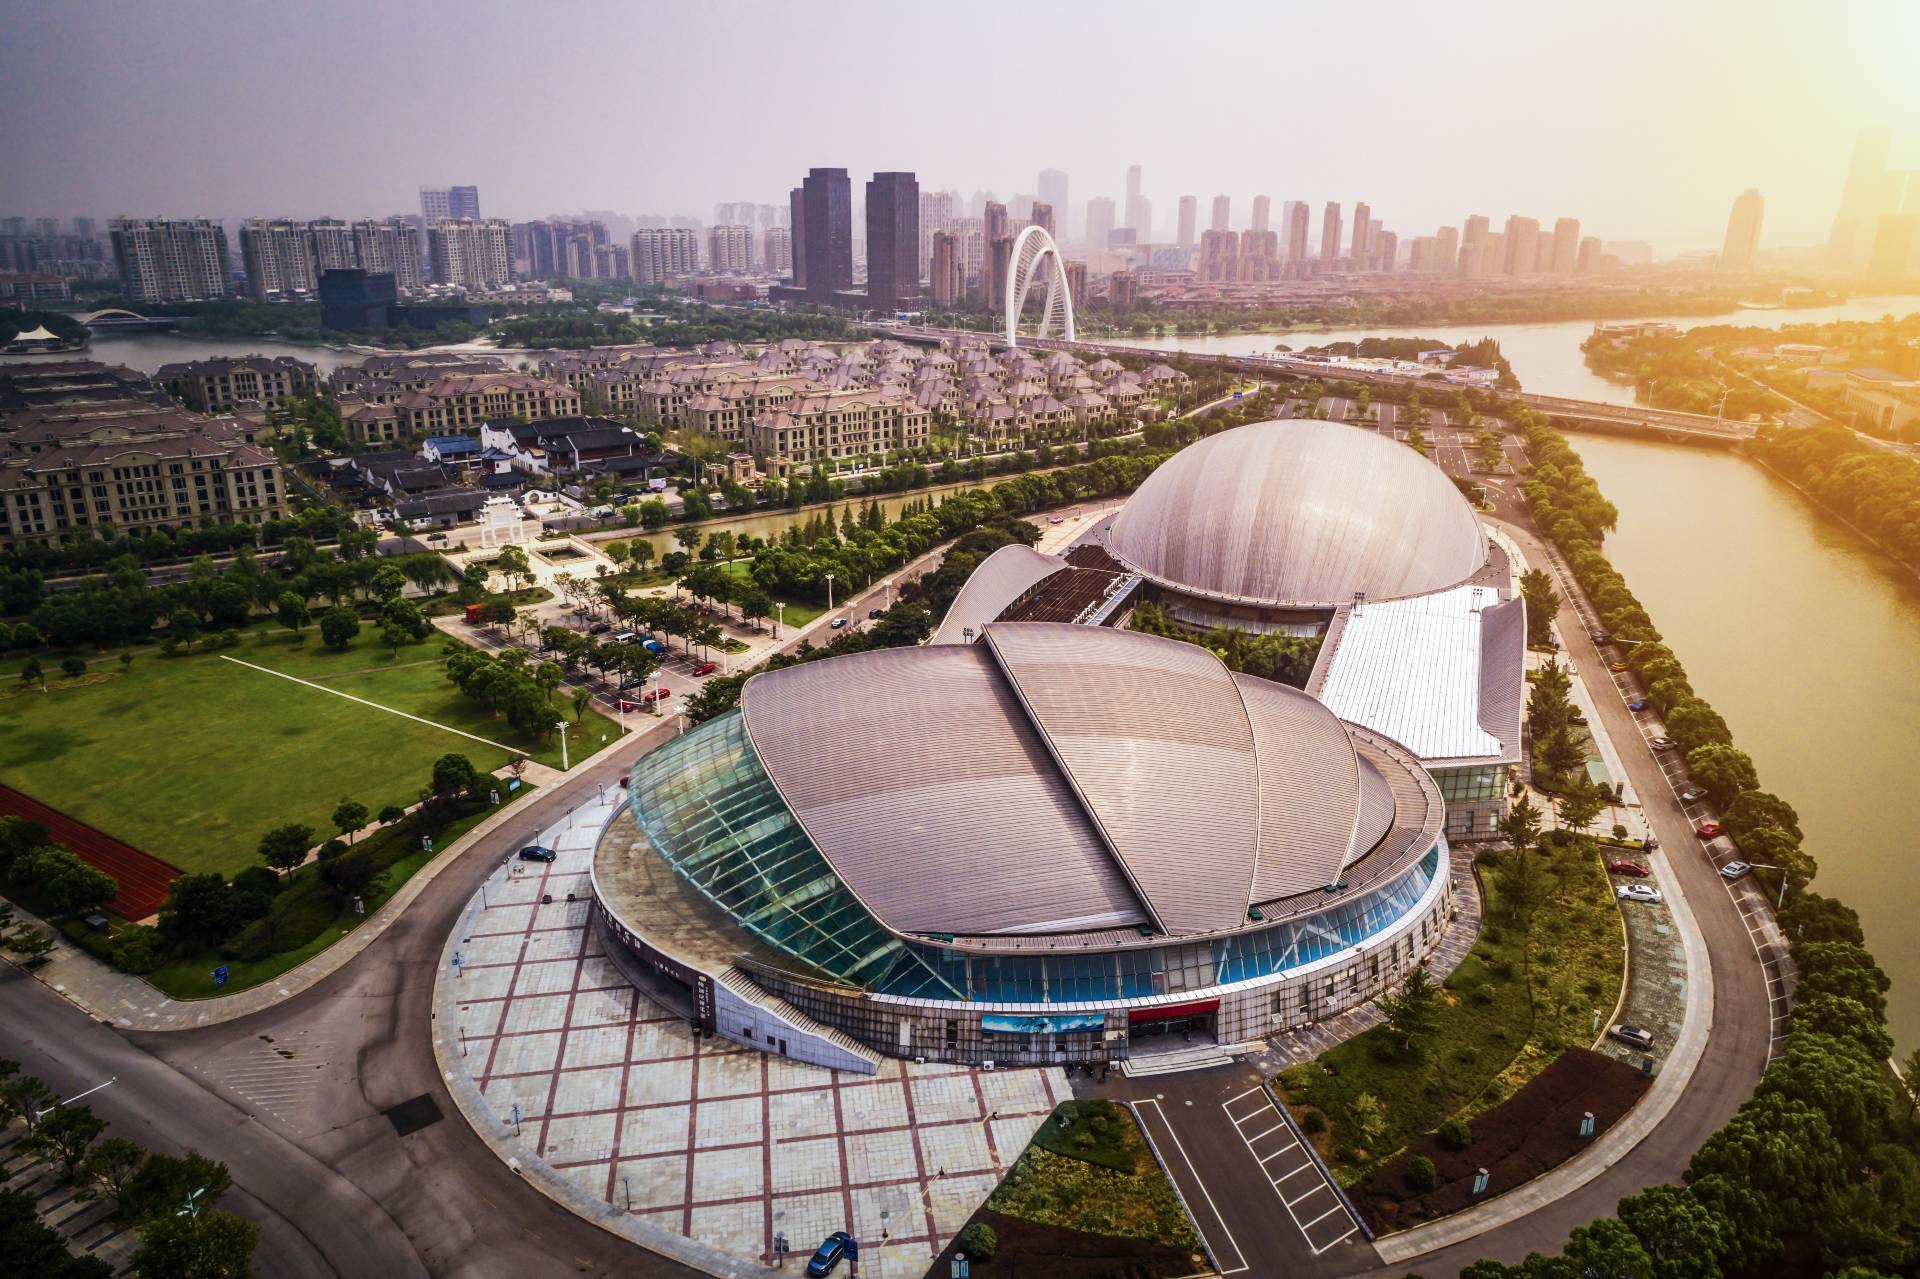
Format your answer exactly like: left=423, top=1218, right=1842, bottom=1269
left=0, top=629, right=621, bottom=878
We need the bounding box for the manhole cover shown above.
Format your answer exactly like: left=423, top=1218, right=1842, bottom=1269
left=385, top=1094, right=444, bottom=1137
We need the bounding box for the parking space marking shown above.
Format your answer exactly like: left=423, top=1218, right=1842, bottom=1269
left=1136, top=1099, right=1249, bottom=1276
left=1219, top=1091, right=1359, bottom=1256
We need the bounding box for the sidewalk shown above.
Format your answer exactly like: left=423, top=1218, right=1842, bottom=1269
left=0, top=724, right=654, bottom=1032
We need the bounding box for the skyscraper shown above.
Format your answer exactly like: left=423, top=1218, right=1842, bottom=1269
left=352, top=217, right=423, bottom=294
left=799, top=167, right=853, bottom=298
left=1350, top=202, right=1371, bottom=262
left=1198, top=229, right=1238, bottom=282
left=428, top=219, right=511, bottom=289
left=1460, top=215, right=1489, bottom=275
left=1434, top=226, right=1459, bottom=276
left=1038, top=170, right=1070, bottom=238
left=420, top=186, right=481, bottom=222
left=930, top=230, right=964, bottom=307
left=1177, top=196, right=1197, bottom=247
left=1828, top=127, right=1895, bottom=272
left=1550, top=218, right=1581, bottom=274
left=109, top=218, right=231, bottom=302
left=239, top=218, right=316, bottom=300
left=1124, top=165, right=1144, bottom=233
left=1321, top=203, right=1342, bottom=260
left=1284, top=201, right=1309, bottom=262
left=1030, top=203, right=1056, bottom=239
left=707, top=225, right=753, bottom=273
left=1085, top=197, right=1115, bottom=250
left=1502, top=216, right=1541, bottom=273
left=763, top=226, right=793, bottom=276
left=1251, top=196, right=1270, bottom=234
left=1720, top=188, right=1765, bottom=271
left=308, top=219, right=355, bottom=275
left=865, top=171, right=920, bottom=308
left=1211, top=195, right=1230, bottom=233
left=918, top=189, right=955, bottom=281
left=788, top=187, right=806, bottom=287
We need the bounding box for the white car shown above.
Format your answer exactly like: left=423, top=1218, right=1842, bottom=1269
left=1617, top=884, right=1663, bottom=904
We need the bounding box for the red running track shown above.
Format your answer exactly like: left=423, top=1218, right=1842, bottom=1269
left=0, top=785, right=183, bottom=920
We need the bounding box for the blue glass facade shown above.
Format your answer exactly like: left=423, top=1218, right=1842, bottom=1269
left=628, top=710, right=1441, bottom=1010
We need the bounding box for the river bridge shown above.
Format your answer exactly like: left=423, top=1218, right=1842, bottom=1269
left=873, top=322, right=1755, bottom=445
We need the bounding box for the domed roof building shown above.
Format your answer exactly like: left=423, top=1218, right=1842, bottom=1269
left=592, top=624, right=1454, bottom=1073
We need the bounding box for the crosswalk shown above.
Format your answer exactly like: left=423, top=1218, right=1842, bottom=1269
left=195, top=1029, right=337, bottom=1134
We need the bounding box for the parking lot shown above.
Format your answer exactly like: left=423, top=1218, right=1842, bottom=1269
left=1220, top=1086, right=1361, bottom=1255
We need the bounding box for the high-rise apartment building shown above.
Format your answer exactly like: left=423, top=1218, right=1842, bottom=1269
left=1502, top=215, right=1541, bottom=273
left=515, top=220, right=614, bottom=279
left=1576, top=237, right=1602, bottom=273
left=763, top=227, right=793, bottom=276
left=918, top=189, right=955, bottom=280
left=419, top=186, right=481, bottom=222
left=1284, top=202, right=1310, bottom=262
left=1199, top=229, right=1238, bottom=282
left=109, top=218, right=231, bottom=302
left=1374, top=230, right=1397, bottom=272
left=1321, top=203, right=1342, bottom=260
left=1124, top=165, right=1145, bottom=233
left=798, top=167, right=853, bottom=298
left=930, top=230, right=965, bottom=308
left=1459, top=214, right=1489, bottom=275
left=1535, top=230, right=1555, bottom=275
left=239, top=219, right=317, bottom=300
left=308, top=219, right=355, bottom=274
left=1251, top=195, right=1270, bottom=234
left=630, top=228, right=699, bottom=285
left=1030, top=202, right=1056, bottom=239
left=1085, top=197, right=1116, bottom=251
left=1177, top=196, right=1197, bottom=247
left=71, top=217, right=96, bottom=240
left=983, top=201, right=1009, bottom=246
left=1434, top=225, right=1460, bottom=275
left=428, top=218, right=511, bottom=290
left=1828, top=128, right=1897, bottom=272
left=1211, top=195, right=1231, bottom=233
left=1240, top=230, right=1279, bottom=281
left=1720, top=188, right=1765, bottom=271
left=351, top=218, right=424, bottom=294
left=1549, top=218, right=1581, bottom=274
left=707, top=225, right=753, bottom=274
left=1038, top=170, right=1070, bottom=238
left=865, top=171, right=920, bottom=308
left=1350, top=202, right=1371, bottom=262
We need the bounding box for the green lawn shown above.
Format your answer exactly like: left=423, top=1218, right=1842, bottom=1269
left=1276, top=836, right=1625, bottom=1183
left=987, top=1101, right=1201, bottom=1247
left=0, top=628, right=619, bottom=878
left=141, top=784, right=530, bottom=999
left=716, top=561, right=827, bottom=627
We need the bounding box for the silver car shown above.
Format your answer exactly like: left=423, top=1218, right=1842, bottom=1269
left=1617, top=883, right=1663, bottom=904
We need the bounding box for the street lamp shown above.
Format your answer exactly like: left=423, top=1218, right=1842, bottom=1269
left=824, top=573, right=835, bottom=612
left=554, top=721, right=570, bottom=771
left=774, top=601, right=785, bottom=639
left=1746, top=864, right=1792, bottom=910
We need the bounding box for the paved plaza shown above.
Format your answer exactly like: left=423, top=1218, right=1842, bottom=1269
left=440, top=803, right=1067, bottom=1276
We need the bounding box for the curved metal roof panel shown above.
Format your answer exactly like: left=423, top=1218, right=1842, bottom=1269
left=1107, top=419, right=1489, bottom=609
left=983, top=623, right=1261, bottom=935
left=929, top=543, right=1063, bottom=646
left=739, top=644, right=1148, bottom=936
left=1231, top=673, right=1365, bottom=899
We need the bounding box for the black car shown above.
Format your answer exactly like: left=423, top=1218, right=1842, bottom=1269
left=588, top=622, right=613, bottom=635
left=1608, top=1023, right=1654, bottom=1051
left=517, top=845, right=557, bottom=863
left=1677, top=786, right=1708, bottom=803
left=806, top=1231, right=852, bottom=1277
left=868, top=608, right=884, bottom=619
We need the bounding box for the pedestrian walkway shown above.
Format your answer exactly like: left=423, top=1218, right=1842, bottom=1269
left=1, top=1118, right=139, bottom=1275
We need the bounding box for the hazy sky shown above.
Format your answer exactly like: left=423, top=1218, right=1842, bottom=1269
left=4, top=0, right=1917, bottom=254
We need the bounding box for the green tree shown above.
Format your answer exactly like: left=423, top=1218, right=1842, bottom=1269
left=1684, top=1091, right=1847, bottom=1237
left=494, top=544, right=532, bottom=591
left=330, top=800, right=369, bottom=845
left=118, top=1151, right=231, bottom=1226
left=570, top=686, right=592, bottom=724
left=75, top=1136, right=148, bottom=1203
left=23, top=1104, right=106, bottom=1181
left=0, top=1073, right=56, bottom=1130
left=131, top=1209, right=258, bottom=1279
left=377, top=804, right=407, bottom=827
left=430, top=753, right=482, bottom=801
left=955, top=1222, right=997, bottom=1261
left=0, top=1186, right=113, bottom=1279
left=1378, top=965, right=1442, bottom=1056
left=257, top=823, right=315, bottom=878
left=1683, top=743, right=1758, bottom=807
left=1723, top=790, right=1802, bottom=843
left=1616, top=1183, right=1734, bottom=1279
left=1561, top=1217, right=1655, bottom=1279
left=1496, top=795, right=1543, bottom=851
left=275, top=591, right=313, bottom=637
left=369, top=563, right=407, bottom=602
left=60, top=656, right=87, bottom=678
left=1786, top=993, right=1894, bottom=1064
left=1554, top=781, right=1607, bottom=835
left=1492, top=846, right=1546, bottom=922
left=1759, top=1031, right=1895, bottom=1157
left=318, top=605, right=359, bottom=651
left=380, top=618, right=412, bottom=658
left=1348, top=1092, right=1388, bottom=1148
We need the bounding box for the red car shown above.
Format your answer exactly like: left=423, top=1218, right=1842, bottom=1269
left=1608, top=859, right=1651, bottom=877
left=1695, top=822, right=1724, bottom=839
left=615, top=699, right=642, bottom=713
left=692, top=662, right=718, bottom=677
left=641, top=687, right=671, bottom=704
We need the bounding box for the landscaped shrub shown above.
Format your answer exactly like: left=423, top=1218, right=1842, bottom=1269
left=230, top=866, right=282, bottom=899
left=1406, top=1155, right=1439, bottom=1192
left=59, top=656, right=86, bottom=678
left=955, top=1222, right=997, bottom=1261
left=1439, top=1116, right=1473, bottom=1150
left=1302, top=1110, right=1326, bottom=1134
left=108, top=926, right=164, bottom=974
left=221, top=880, right=339, bottom=961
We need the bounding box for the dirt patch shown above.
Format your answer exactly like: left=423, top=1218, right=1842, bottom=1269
left=1355, top=1048, right=1650, bottom=1232
left=928, top=1208, right=1204, bottom=1279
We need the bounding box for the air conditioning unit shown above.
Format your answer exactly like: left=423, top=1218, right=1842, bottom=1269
left=982, top=1060, right=996, bottom=1071
left=913, top=1056, right=925, bottom=1065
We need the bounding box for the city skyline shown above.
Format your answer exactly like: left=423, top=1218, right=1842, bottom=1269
left=4, top=0, right=1917, bottom=255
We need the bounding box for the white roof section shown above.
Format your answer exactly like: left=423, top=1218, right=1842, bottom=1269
left=929, top=543, right=1062, bottom=645
left=1107, top=419, right=1489, bottom=609
left=1312, top=584, right=1517, bottom=764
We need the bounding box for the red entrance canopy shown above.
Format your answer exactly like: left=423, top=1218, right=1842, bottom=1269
left=1127, top=999, right=1220, bottom=1023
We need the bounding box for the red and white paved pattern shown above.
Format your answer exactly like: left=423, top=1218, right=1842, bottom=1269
left=445, top=814, right=1066, bottom=1276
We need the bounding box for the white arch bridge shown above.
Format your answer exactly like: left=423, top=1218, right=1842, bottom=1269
left=1004, top=225, right=1075, bottom=347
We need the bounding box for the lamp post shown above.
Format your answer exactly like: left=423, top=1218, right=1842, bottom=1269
left=774, top=602, right=785, bottom=639
left=1746, top=863, right=1792, bottom=910
left=825, top=573, right=835, bottom=613
left=554, top=721, right=570, bottom=771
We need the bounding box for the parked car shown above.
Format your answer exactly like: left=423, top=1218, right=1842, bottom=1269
left=806, top=1232, right=852, bottom=1278
left=1677, top=786, right=1708, bottom=803
left=1608, top=859, right=1652, bottom=877
left=616, top=699, right=642, bottom=713
left=1589, top=629, right=1612, bottom=644
left=1627, top=698, right=1649, bottom=712
left=692, top=662, right=718, bottom=677
left=1608, top=661, right=1630, bottom=673
left=517, top=845, right=557, bottom=863
left=868, top=608, right=884, bottom=619
left=1649, top=736, right=1677, bottom=750
left=1568, top=710, right=1588, bottom=726
left=611, top=631, right=637, bottom=644
left=1695, top=822, right=1724, bottom=839
left=641, top=687, right=671, bottom=704
left=588, top=622, right=613, bottom=635
left=1720, top=860, right=1753, bottom=880
left=1617, top=884, right=1663, bottom=903
left=1048, top=515, right=1065, bottom=524
left=830, top=618, right=849, bottom=629
left=1608, top=1024, right=1655, bottom=1051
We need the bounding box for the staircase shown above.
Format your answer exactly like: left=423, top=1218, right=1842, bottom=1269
left=1121, top=1041, right=1248, bottom=1078
left=714, top=964, right=884, bottom=1073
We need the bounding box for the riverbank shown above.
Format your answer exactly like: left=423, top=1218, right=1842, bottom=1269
left=1743, top=448, right=1920, bottom=588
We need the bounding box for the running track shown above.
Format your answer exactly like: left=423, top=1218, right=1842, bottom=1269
left=0, top=784, right=182, bottom=919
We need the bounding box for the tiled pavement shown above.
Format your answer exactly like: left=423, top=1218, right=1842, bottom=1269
left=441, top=805, right=1067, bottom=1277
